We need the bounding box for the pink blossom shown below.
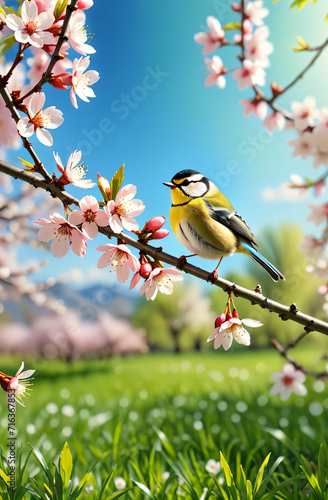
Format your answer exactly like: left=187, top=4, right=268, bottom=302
left=26, top=47, right=72, bottom=86
left=288, top=132, right=315, bottom=160
left=312, top=126, right=328, bottom=167
left=262, top=112, right=285, bottom=133
left=0, top=63, right=25, bottom=150
left=299, top=235, right=323, bottom=259
left=240, top=99, right=267, bottom=119
left=245, top=0, right=269, bottom=26
left=244, top=26, right=273, bottom=68
left=270, top=363, right=307, bottom=401
left=207, top=316, right=262, bottom=350
left=54, top=150, right=96, bottom=189
left=307, top=204, right=328, bottom=226
left=314, top=180, right=325, bottom=197
left=17, top=92, right=63, bottom=146
left=194, top=16, right=225, bottom=55
left=232, top=59, right=265, bottom=90
left=77, top=0, right=94, bottom=9
left=104, top=184, right=145, bottom=234
left=204, top=56, right=226, bottom=88
left=34, top=0, right=57, bottom=14
left=291, top=96, right=319, bottom=131
left=67, top=10, right=95, bottom=55
left=146, top=216, right=166, bottom=232
left=0, top=361, right=35, bottom=407
left=35, top=213, right=87, bottom=258
left=151, top=229, right=169, bottom=239
left=6, top=0, right=56, bottom=48
left=70, top=56, right=100, bottom=108
left=68, top=195, right=109, bottom=238
left=140, top=267, right=183, bottom=301
left=96, top=243, right=140, bottom=283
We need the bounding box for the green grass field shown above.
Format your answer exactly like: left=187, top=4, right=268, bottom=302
left=0, top=349, right=328, bottom=499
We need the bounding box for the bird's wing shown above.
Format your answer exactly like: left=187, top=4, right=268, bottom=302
left=205, top=201, right=259, bottom=247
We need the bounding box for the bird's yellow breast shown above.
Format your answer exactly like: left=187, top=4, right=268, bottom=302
left=169, top=196, right=238, bottom=259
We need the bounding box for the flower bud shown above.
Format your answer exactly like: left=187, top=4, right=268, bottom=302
left=77, top=0, right=94, bottom=9
left=140, top=262, right=153, bottom=279
left=214, top=313, right=226, bottom=328
left=98, top=173, right=111, bottom=202
left=232, top=309, right=239, bottom=319
left=225, top=311, right=232, bottom=321
left=151, top=229, right=169, bottom=240
left=146, top=216, right=166, bottom=232
left=50, top=72, right=72, bottom=90
left=231, top=3, right=241, bottom=11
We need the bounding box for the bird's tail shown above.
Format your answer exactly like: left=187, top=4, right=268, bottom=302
left=241, top=242, right=285, bottom=282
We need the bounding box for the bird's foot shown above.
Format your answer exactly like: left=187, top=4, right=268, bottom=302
left=176, top=255, right=188, bottom=270
left=207, top=269, right=218, bottom=284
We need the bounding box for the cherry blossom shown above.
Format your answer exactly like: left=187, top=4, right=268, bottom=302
left=140, top=267, right=183, bottom=301
left=270, top=363, right=307, bottom=401
left=232, top=59, right=265, bottom=90
left=0, top=361, right=35, bottom=407
left=68, top=195, right=109, bottom=238
left=245, top=0, right=269, bottom=26
left=96, top=243, right=140, bottom=284
left=244, top=26, right=273, bottom=68
left=6, top=0, right=56, bottom=48
left=233, top=20, right=252, bottom=44
left=54, top=150, right=96, bottom=189
left=205, top=459, right=221, bottom=476
left=299, top=235, right=324, bottom=259
left=0, top=63, right=25, bottom=150
left=70, top=56, right=100, bottom=108
left=307, top=203, right=328, bottom=226
left=207, top=313, right=262, bottom=350
left=77, top=0, right=94, bottom=10
left=146, top=216, right=166, bottom=231
left=240, top=99, right=267, bottom=119
left=35, top=213, right=87, bottom=258
left=67, top=10, right=95, bottom=55
left=288, top=132, right=314, bottom=160
left=204, top=56, right=226, bottom=88
left=26, top=47, right=72, bottom=87
left=17, top=92, right=63, bottom=146
left=104, top=184, right=145, bottom=234
left=262, top=112, right=285, bottom=133
left=291, top=96, right=318, bottom=132
left=194, top=16, right=225, bottom=55
left=34, top=0, right=57, bottom=14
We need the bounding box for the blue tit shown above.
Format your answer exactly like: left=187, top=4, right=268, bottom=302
left=163, top=169, right=285, bottom=282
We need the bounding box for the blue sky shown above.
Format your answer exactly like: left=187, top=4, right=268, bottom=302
left=4, top=0, right=328, bottom=286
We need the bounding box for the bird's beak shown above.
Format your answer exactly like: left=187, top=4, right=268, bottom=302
left=163, top=182, right=175, bottom=189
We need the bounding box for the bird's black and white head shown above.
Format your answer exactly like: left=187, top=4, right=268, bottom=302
left=164, top=170, right=210, bottom=202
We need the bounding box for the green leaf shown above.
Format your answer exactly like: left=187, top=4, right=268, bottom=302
left=255, top=456, right=284, bottom=500
left=0, top=469, right=10, bottom=485
left=253, top=453, right=271, bottom=495
left=108, top=488, right=135, bottom=499
left=296, top=35, right=308, bottom=48
left=2, top=6, right=18, bottom=16
left=110, top=164, right=125, bottom=201
left=71, top=472, right=94, bottom=499
left=220, top=452, right=233, bottom=487
left=246, top=480, right=253, bottom=500
left=113, top=421, right=123, bottom=462
left=153, top=426, right=176, bottom=459
left=0, top=34, right=16, bottom=58
left=54, top=0, right=68, bottom=22
left=317, top=443, right=328, bottom=493
left=131, top=479, right=157, bottom=499
left=223, top=22, right=241, bottom=30
left=60, top=442, right=73, bottom=489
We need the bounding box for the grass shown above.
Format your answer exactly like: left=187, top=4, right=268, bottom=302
left=0, top=348, right=328, bottom=498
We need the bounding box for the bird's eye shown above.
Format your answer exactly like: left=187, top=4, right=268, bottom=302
left=181, top=179, right=190, bottom=186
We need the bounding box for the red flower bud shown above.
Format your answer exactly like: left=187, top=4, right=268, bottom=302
left=225, top=311, right=232, bottom=321
left=231, top=3, right=241, bottom=11
left=140, top=263, right=153, bottom=279
left=98, top=173, right=111, bottom=202
left=151, top=229, right=169, bottom=239
left=147, top=216, right=166, bottom=232
left=232, top=309, right=239, bottom=319
left=215, top=313, right=226, bottom=328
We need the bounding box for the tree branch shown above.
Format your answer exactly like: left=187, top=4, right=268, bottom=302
left=271, top=338, right=327, bottom=378
left=1, top=158, right=328, bottom=336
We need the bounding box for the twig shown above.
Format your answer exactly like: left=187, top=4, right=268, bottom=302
left=19, top=0, right=79, bottom=103
left=1, top=158, right=328, bottom=336
left=271, top=338, right=327, bottom=378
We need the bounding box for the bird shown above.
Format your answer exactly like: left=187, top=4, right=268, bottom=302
left=163, top=169, right=285, bottom=282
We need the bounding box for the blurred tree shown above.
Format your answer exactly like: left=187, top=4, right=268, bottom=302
left=132, top=280, right=214, bottom=352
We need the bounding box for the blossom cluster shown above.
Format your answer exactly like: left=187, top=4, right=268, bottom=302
left=34, top=163, right=183, bottom=301
left=1, top=0, right=99, bottom=148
